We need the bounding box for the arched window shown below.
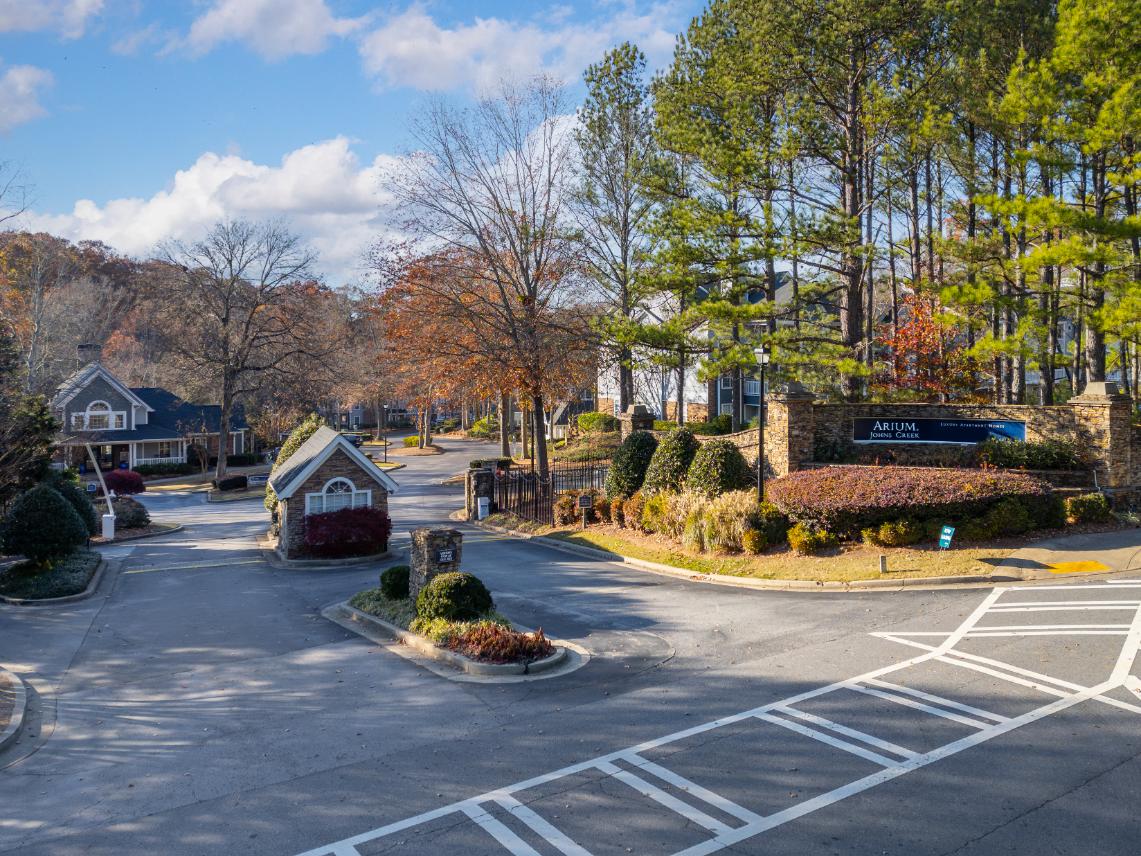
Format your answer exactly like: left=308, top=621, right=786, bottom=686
left=305, top=477, right=372, bottom=515
left=84, top=400, right=112, bottom=430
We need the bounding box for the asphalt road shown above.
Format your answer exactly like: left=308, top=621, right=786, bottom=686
left=0, top=436, right=1139, bottom=855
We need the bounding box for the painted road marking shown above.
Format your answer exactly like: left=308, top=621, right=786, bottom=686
left=754, top=711, right=903, bottom=769
left=123, top=558, right=263, bottom=574
left=772, top=705, right=918, bottom=760
left=1047, top=560, right=1110, bottom=574
left=296, top=582, right=1141, bottom=856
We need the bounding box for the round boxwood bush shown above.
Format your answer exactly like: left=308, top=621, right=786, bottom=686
left=112, top=496, right=151, bottom=528
left=2, top=484, right=89, bottom=566
left=50, top=477, right=100, bottom=536
left=415, top=572, right=494, bottom=621
left=380, top=564, right=410, bottom=600
left=604, top=431, right=658, bottom=499
left=642, top=427, right=700, bottom=494
left=686, top=439, right=754, bottom=498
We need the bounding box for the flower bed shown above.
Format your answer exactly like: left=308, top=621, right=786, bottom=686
left=767, top=466, right=1057, bottom=535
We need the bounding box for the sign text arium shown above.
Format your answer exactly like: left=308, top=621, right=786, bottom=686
left=852, top=417, right=1026, bottom=445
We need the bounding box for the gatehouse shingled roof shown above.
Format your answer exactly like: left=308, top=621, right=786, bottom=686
left=268, top=425, right=399, bottom=500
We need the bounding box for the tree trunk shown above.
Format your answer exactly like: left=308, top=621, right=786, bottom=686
left=531, top=394, right=549, bottom=479
left=499, top=391, right=511, bottom=458
left=215, top=376, right=233, bottom=481
left=618, top=349, right=633, bottom=413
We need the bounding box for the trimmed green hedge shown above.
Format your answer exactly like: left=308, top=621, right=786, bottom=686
left=578, top=412, right=619, bottom=433
left=2, top=485, right=88, bottom=566
left=643, top=427, right=700, bottom=494
left=686, top=439, right=753, bottom=497
left=605, top=431, right=658, bottom=499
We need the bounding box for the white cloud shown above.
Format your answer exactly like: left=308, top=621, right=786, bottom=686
left=183, top=0, right=362, bottom=60
left=359, top=3, right=680, bottom=93
left=0, top=0, right=104, bottom=39
left=0, top=65, right=54, bottom=133
left=22, top=138, right=405, bottom=284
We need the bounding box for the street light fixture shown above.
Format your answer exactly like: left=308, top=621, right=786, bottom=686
left=382, top=404, right=389, bottom=464
left=753, top=345, right=769, bottom=503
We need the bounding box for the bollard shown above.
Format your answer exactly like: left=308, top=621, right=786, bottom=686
left=878, top=555, right=887, bottom=574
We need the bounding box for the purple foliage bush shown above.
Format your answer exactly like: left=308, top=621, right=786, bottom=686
left=103, top=469, right=145, bottom=495
left=302, top=506, right=392, bottom=558
left=767, top=466, right=1053, bottom=536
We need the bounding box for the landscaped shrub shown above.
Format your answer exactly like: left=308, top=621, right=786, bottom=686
left=213, top=475, right=248, bottom=492
left=787, top=522, right=838, bottom=555
left=643, top=427, right=700, bottom=494
left=622, top=492, right=646, bottom=532
left=403, top=436, right=421, bottom=448
left=266, top=412, right=324, bottom=511
left=610, top=496, right=626, bottom=527
left=605, top=431, right=659, bottom=498
left=682, top=508, right=706, bottom=551
left=380, top=564, right=410, bottom=600
left=985, top=497, right=1034, bottom=536
left=444, top=622, right=554, bottom=664
left=135, top=462, right=195, bottom=477
left=415, top=572, right=494, bottom=621
left=756, top=501, right=790, bottom=546
left=1065, top=492, right=1112, bottom=524
left=225, top=453, right=261, bottom=467
left=742, top=528, right=767, bottom=555
left=767, top=466, right=1054, bottom=536
left=957, top=516, right=997, bottom=542
left=652, top=420, right=678, bottom=431
left=699, top=490, right=765, bottom=553
left=977, top=438, right=1089, bottom=471
left=302, top=506, right=392, bottom=558
left=686, top=439, right=753, bottom=498
left=112, top=496, right=151, bottom=528
left=577, top=412, right=619, bottom=433
left=861, top=518, right=924, bottom=547
left=553, top=493, right=577, bottom=526
left=103, top=469, right=145, bottom=495
left=468, top=416, right=499, bottom=438
left=50, top=477, right=99, bottom=536
left=2, top=485, right=88, bottom=566
left=665, top=492, right=709, bottom=539
left=593, top=493, right=612, bottom=523
left=640, top=491, right=672, bottom=534
left=688, top=414, right=733, bottom=435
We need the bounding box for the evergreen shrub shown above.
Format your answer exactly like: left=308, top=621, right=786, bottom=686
left=2, top=485, right=88, bottom=565
left=1065, top=492, right=1112, bottom=524
left=861, top=518, right=924, bottom=547
left=686, top=439, right=753, bottom=497
left=643, top=427, right=700, bottom=494
left=610, top=496, right=626, bottom=527
left=577, top=412, right=619, bottom=433
left=742, top=528, right=767, bottom=555
left=266, top=413, right=324, bottom=511
left=51, top=477, right=99, bottom=535
left=976, top=438, right=1089, bottom=471
left=380, top=564, right=410, bottom=600
left=415, top=572, right=494, bottom=622
left=605, top=431, right=658, bottom=498
left=112, top=496, right=151, bottom=528
left=787, top=523, right=838, bottom=555
left=640, top=491, right=672, bottom=534
left=403, top=436, right=421, bottom=448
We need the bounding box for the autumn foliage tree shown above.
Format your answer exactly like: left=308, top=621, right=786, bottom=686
left=873, top=294, right=975, bottom=398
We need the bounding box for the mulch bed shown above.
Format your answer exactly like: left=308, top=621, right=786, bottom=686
left=0, top=550, right=101, bottom=600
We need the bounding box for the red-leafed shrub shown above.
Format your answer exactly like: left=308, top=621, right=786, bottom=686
left=302, top=506, right=392, bottom=558
left=445, top=622, right=555, bottom=664
left=767, top=466, right=1053, bottom=536
left=103, top=469, right=145, bottom=495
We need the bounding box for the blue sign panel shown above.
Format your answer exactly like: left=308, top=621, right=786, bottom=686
left=939, top=525, right=955, bottom=549
left=852, top=417, right=1026, bottom=445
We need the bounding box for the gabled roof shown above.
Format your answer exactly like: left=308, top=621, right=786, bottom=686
left=269, top=426, right=399, bottom=500
left=132, top=387, right=248, bottom=434
left=58, top=424, right=183, bottom=443
left=52, top=362, right=153, bottom=411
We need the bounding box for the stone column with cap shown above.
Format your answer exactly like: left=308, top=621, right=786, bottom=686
left=409, top=528, right=463, bottom=600
left=618, top=404, right=654, bottom=439
left=1068, top=382, right=1134, bottom=490
left=764, top=383, right=817, bottom=477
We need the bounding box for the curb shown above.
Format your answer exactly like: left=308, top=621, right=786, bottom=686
left=0, top=668, right=27, bottom=754
left=0, top=556, right=108, bottom=606
left=466, top=517, right=1040, bottom=592
left=326, top=601, right=568, bottom=677
left=93, top=523, right=182, bottom=544
left=259, top=541, right=398, bottom=569
left=207, top=491, right=266, bottom=504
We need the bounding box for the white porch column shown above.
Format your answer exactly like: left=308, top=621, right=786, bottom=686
left=128, top=443, right=136, bottom=470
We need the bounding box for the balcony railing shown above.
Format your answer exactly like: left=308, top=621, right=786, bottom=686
left=136, top=456, right=186, bottom=467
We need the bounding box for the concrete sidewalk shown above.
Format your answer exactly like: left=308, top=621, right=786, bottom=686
left=999, top=526, right=1141, bottom=577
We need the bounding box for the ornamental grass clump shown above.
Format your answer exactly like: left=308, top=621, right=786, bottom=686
left=768, top=466, right=1053, bottom=537
left=665, top=492, right=709, bottom=540
left=605, top=431, right=659, bottom=498
left=701, top=490, right=763, bottom=553
left=686, top=439, right=754, bottom=497
left=642, top=428, right=700, bottom=494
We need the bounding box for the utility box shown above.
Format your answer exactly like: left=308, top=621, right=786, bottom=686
left=102, top=513, right=116, bottom=541
left=476, top=497, right=490, bottom=520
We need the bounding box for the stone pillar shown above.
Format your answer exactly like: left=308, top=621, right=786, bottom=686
left=409, top=528, right=463, bottom=600
left=1069, top=382, right=1134, bottom=489
left=464, top=468, right=495, bottom=520
left=763, top=383, right=816, bottom=477
left=619, top=404, right=654, bottom=439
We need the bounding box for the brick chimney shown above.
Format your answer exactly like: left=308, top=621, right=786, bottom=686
left=77, top=342, right=103, bottom=367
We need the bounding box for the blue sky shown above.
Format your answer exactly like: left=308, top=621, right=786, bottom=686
left=3, top=0, right=701, bottom=283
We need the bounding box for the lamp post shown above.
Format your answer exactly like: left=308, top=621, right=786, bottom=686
left=753, top=345, right=769, bottom=503
left=382, top=405, right=388, bottom=464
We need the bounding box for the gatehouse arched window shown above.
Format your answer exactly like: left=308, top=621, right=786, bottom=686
left=305, top=477, right=371, bottom=515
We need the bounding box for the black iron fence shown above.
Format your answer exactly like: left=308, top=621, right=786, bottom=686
left=494, top=461, right=609, bottom=526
